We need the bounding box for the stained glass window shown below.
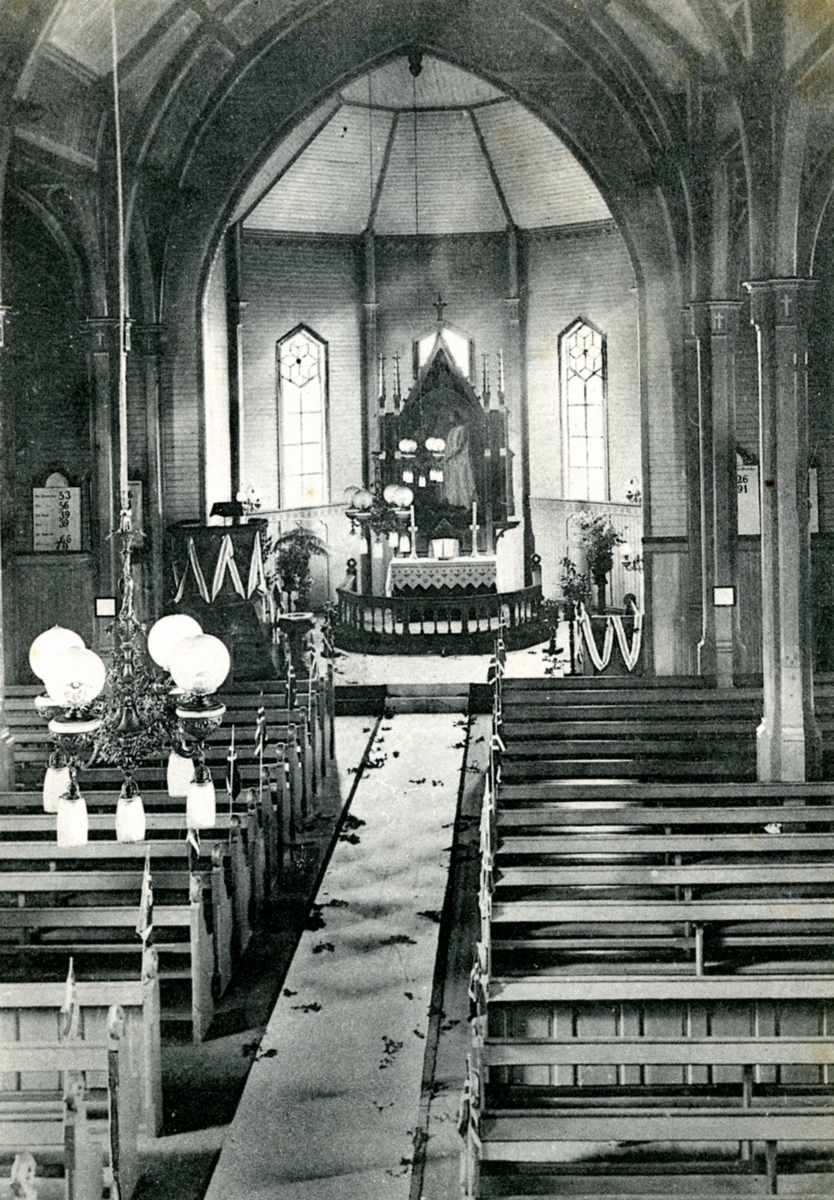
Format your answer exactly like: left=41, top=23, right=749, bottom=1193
left=278, top=327, right=327, bottom=509
left=561, top=319, right=607, bottom=501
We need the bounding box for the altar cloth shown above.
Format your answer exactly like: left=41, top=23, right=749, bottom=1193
left=386, top=554, right=497, bottom=595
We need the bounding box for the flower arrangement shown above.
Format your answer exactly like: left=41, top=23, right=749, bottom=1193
left=263, top=526, right=328, bottom=613
left=577, top=512, right=625, bottom=613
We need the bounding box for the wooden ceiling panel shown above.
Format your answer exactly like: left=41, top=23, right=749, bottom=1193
left=48, top=0, right=179, bottom=76
left=374, top=109, right=506, bottom=235
left=245, top=105, right=394, bottom=233
left=122, top=9, right=202, bottom=120
left=144, top=40, right=235, bottom=177
left=631, top=0, right=715, bottom=56
left=476, top=101, right=611, bottom=229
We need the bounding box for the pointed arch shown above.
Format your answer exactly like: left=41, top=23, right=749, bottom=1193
left=560, top=316, right=608, bottom=502
left=276, top=323, right=329, bottom=509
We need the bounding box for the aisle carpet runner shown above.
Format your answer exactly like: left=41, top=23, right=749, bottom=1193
left=205, top=712, right=468, bottom=1200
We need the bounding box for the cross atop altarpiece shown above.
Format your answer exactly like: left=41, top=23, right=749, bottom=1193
left=433, top=293, right=447, bottom=324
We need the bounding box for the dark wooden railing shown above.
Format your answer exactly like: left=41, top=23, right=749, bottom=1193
left=333, top=585, right=544, bottom=655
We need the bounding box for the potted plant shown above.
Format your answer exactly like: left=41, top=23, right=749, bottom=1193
left=577, top=512, right=624, bottom=614
left=264, top=527, right=328, bottom=677
left=265, top=526, right=327, bottom=614
left=559, top=556, right=592, bottom=674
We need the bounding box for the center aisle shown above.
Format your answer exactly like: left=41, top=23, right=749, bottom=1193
left=204, top=711, right=469, bottom=1200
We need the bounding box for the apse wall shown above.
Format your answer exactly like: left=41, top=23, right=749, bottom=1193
left=236, top=223, right=645, bottom=599
left=524, top=223, right=641, bottom=505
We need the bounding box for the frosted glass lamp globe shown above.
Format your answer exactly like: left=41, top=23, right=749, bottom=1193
left=42, top=647, right=107, bottom=709
left=168, top=634, right=230, bottom=696
left=186, top=775, right=216, bottom=829
left=147, top=614, right=202, bottom=671
left=29, top=626, right=85, bottom=682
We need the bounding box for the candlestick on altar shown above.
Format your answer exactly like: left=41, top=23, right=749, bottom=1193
left=378, top=353, right=386, bottom=404
left=482, top=354, right=489, bottom=400
left=471, top=500, right=479, bottom=557
left=497, top=350, right=504, bottom=396
left=393, top=352, right=401, bottom=404
left=409, top=504, right=418, bottom=559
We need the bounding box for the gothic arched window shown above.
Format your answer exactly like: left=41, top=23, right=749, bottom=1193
left=560, top=318, right=608, bottom=501
left=277, top=325, right=328, bottom=509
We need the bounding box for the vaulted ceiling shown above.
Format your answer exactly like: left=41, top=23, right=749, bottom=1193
left=5, top=0, right=834, bottom=287
left=238, top=56, right=612, bottom=235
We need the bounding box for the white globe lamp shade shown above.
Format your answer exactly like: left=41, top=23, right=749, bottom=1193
left=29, top=626, right=85, bottom=682
left=186, top=776, right=216, bottom=830
left=167, top=750, right=194, bottom=797
left=42, top=647, right=107, bottom=708
left=352, top=489, right=373, bottom=510
left=383, top=484, right=399, bottom=504
left=57, top=788, right=88, bottom=847
left=115, top=788, right=146, bottom=843
left=147, top=614, right=203, bottom=671
left=43, top=764, right=71, bottom=814
left=395, top=486, right=414, bottom=508
left=343, top=485, right=361, bottom=506
left=168, top=634, right=230, bottom=696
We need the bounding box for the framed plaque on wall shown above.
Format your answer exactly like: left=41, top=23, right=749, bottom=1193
left=32, top=471, right=81, bottom=552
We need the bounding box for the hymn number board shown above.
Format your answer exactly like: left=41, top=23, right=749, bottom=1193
left=33, top=472, right=81, bottom=552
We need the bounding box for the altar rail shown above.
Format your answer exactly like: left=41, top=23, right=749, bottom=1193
left=333, top=585, right=544, bottom=655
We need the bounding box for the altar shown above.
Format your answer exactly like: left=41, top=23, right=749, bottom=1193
left=333, top=314, right=543, bottom=654
left=387, top=554, right=497, bottom=596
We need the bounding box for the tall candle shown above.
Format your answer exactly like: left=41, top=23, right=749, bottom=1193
left=472, top=499, right=477, bottom=529
left=498, top=350, right=504, bottom=394
left=410, top=504, right=416, bottom=531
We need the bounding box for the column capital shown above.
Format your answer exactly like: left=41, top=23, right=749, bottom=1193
left=131, top=323, right=167, bottom=357
left=80, top=316, right=121, bottom=354
left=743, top=278, right=817, bottom=329
left=704, top=299, right=743, bottom=337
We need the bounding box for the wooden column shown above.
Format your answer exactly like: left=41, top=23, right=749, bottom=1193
left=507, top=226, right=531, bottom=585
left=0, top=304, right=13, bottom=784
left=744, top=279, right=820, bottom=780
left=706, top=300, right=742, bottom=688
left=82, top=317, right=120, bottom=629
left=683, top=305, right=712, bottom=675
left=225, top=225, right=244, bottom=502
left=133, top=323, right=166, bottom=615
left=686, top=301, right=743, bottom=686
left=360, top=229, right=378, bottom=595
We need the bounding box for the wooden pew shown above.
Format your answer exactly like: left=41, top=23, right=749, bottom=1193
left=3, top=683, right=323, bottom=809
left=465, top=750, right=834, bottom=1196
left=497, top=680, right=762, bottom=781
left=0, top=973, right=161, bottom=1137
left=0, top=792, right=269, bottom=925
left=465, top=972, right=834, bottom=1199
left=0, top=1002, right=142, bottom=1200
left=0, top=852, right=229, bottom=1043
left=0, top=827, right=255, bottom=969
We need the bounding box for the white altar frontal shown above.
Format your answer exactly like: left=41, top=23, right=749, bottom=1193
left=386, top=554, right=497, bottom=596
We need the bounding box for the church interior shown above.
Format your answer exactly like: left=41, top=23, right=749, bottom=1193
left=4, top=0, right=834, bottom=1196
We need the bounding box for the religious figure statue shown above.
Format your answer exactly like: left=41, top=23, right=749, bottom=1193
left=443, top=412, right=476, bottom=508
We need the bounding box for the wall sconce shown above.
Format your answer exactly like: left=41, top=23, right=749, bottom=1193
left=621, top=541, right=643, bottom=572
left=626, top=477, right=642, bottom=505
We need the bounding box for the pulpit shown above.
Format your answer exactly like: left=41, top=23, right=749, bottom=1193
left=165, top=521, right=275, bottom=679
